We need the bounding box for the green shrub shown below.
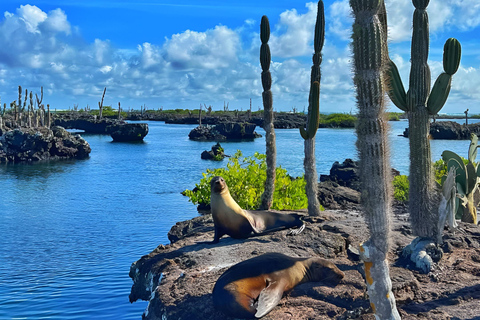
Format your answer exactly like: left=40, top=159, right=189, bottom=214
left=319, top=113, right=356, bottom=128
left=393, top=157, right=470, bottom=203
left=183, top=151, right=314, bottom=211
left=393, top=175, right=409, bottom=202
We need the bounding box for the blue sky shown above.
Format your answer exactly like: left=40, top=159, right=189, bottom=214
left=0, top=1, right=479, bottom=113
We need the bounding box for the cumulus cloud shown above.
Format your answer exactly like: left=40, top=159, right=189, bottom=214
left=164, top=26, right=239, bottom=70
left=269, top=2, right=317, bottom=57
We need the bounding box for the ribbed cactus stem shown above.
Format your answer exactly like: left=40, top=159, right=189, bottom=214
left=301, top=1, right=324, bottom=217
left=351, top=0, right=400, bottom=318
left=386, top=1, right=461, bottom=247
left=259, top=15, right=276, bottom=210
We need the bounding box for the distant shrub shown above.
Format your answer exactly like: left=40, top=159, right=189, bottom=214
left=319, top=113, right=356, bottom=128
left=183, top=151, right=315, bottom=211
left=388, top=112, right=403, bottom=121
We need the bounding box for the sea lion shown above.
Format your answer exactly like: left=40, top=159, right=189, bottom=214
left=208, top=176, right=305, bottom=243
left=212, top=252, right=345, bottom=319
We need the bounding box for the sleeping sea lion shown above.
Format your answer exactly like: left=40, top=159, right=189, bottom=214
left=208, top=176, right=305, bottom=243
left=212, top=252, right=345, bottom=319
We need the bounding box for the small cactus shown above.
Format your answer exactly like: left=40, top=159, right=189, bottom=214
left=441, top=133, right=479, bottom=224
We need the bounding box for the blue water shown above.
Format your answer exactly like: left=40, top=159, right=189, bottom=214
left=0, top=119, right=476, bottom=319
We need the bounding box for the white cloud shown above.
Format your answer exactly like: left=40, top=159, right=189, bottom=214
left=328, top=0, right=352, bottom=41
left=17, top=4, right=47, bottom=33
left=163, top=26, right=239, bottom=69
left=42, top=8, right=71, bottom=35
left=269, top=2, right=317, bottom=57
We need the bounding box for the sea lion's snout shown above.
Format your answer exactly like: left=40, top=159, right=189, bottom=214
left=309, top=259, right=345, bottom=283
left=210, top=176, right=226, bottom=193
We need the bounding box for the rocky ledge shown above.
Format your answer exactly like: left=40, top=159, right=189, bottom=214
left=0, top=126, right=91, bottom=163
left=53, top=115, right=124, bottom=134
left=403, top=121, right=480, bottom=140
left=188, top=123, right=261, bottom=141
left=108, top=123, right=149, bottom=142
left=129, top=209, right=480, bottom=319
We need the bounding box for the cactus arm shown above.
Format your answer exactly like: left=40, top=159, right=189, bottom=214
left=427, top=73, right=452, bottom=115
left=443, top=38, right=462, bottom=75
left=387, top=60, right=408, bottom=111
left=299, top=81, right=320, bottom=140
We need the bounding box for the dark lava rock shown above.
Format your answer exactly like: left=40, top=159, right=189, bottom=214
left=189, top=122, right=261, bottom=141
left=108, top=123, right=148, bottom=142
left=201, top=142, right=229, bottom=160
left=403, top=121, right=480, bottom=140
left=318, top=159, right=400, bottom=209
left=53, top=115, right=124, bottom=134
left=0, top=126, right=91, bottom=163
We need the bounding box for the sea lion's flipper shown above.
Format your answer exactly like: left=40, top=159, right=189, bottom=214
left=254, top=279, right=285, bottom=318
left=286, top=222, right=305, bottom=236
left=244, top=211, right=267, bottom=234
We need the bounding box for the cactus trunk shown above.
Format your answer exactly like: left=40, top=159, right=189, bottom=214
left=408, top=107, right=439, bottom=238
left=259, top=15, right=276, bottom=210
left=351, top=0, right=400, bottom=318
left=301, top=1, right=324, bottom=217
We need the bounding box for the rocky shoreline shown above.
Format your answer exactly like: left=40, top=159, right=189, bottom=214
left=129, top=208, right=480, bottom=319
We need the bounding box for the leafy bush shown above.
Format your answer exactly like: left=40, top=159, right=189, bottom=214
left=433, top=157, right=469, bottom=185
left=393, top=157, right=470, bottom=203
left=393, top=175, right=409, bottom=202
left=183, top=151, right=313, bottom=211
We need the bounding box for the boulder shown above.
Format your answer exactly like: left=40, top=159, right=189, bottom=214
left=189, top=123, right=261, bottom=141
left=318, top=159, right=400, bottom=209
left=0, top=127, right=91, bottom=163
left=201, top=142, right=229, bottom=160
left=108, top=123, right=149, bottom=142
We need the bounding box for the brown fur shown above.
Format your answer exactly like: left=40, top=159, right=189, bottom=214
left=208, top=176, right=305, bottom=243
left=212, top=253, right=344, bottom=319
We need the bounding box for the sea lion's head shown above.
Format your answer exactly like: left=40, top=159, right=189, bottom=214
left=306, top=258, right=345, bottom=283
left=211, top=176, right=228, bottom=194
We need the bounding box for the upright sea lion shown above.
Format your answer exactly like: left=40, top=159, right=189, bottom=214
left=208, top=176, right=305, bottom=243
left=212, top=252, right=345, bottom=319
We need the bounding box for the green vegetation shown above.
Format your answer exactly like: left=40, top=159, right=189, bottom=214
left=319, top=113, right=356, bottom=128
left=441, top=134, right=480, bottom=223
left=183, top=151, right=313, bottom=211
left=90, top=106, right=128, bottom=118
left=387, top=112, right=404, bottom=121
left=393, top=175, right=409, bottom=202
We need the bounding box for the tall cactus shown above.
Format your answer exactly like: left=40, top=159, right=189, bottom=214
left=350, top=1, right=400, bottom=318
left=387, top=0, right=461, bottom=242
left=299, top=0, right=324, bottom=216
left=259, top=15, right=276, bottom=210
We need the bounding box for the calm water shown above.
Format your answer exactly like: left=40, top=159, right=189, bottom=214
left=0, top=119, right=475, bottom=319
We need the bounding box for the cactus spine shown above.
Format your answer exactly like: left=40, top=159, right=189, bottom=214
left=259, top=15, right=276, bottom=210
left=351, top=1, right=400, bottom=318
left=387, top=1, right=462, bottom=241
left=300, top=0, right=324, bottom=216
